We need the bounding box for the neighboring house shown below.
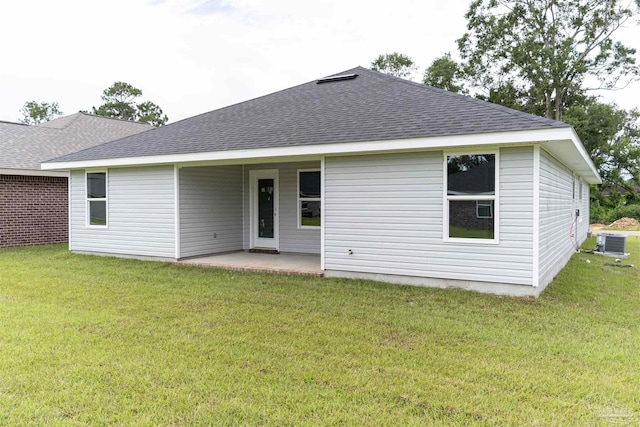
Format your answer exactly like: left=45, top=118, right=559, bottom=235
left=602, top=183, right=640, bottom=197
left=42, top=67, right=600, bottom=296
left=0, top=113, right=150, bottom=248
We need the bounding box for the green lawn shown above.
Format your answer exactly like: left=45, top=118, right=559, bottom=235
left=448, top=225, right=494, bottom=239
left=300, top=216, right=321, bottom=227
left=0, top=240, right=639, bottom=425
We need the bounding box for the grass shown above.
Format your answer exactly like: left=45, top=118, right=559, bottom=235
left=300, top=216, right=321, bottom=227
left=449, top=225, right=494, bottom=239
left=0, top=240, right=639, bottom=425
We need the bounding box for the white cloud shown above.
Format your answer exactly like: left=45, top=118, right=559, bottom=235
left=0, top=0, right=638, bottom=124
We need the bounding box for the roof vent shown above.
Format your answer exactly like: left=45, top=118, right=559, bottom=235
left=316, top=73, right=358, bottom=84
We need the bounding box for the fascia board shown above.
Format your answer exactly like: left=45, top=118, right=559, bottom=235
left=42, top=127, right=597, bottom=182
left=0, top=167, right=69, bottom=177
left=540, top=128, right=601, bottom=185
left=569, top=127, right=602, bottom=184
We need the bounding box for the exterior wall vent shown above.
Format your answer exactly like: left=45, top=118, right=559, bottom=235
left=316, top=74, right=358, bottom=84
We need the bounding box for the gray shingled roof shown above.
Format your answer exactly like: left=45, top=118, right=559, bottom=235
left=49, top=67, right=569, bottom=163
left=0, top=113, right=151, bottom=170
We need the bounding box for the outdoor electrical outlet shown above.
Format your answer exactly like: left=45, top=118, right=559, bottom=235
left=575, top=209, right=580, bottom=216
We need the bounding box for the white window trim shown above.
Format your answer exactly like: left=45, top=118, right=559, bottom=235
left=443, top=150, right=500, bottom=244
left=85, top=169, right=108, bottom=228
left=297, top=168, right=321, bottom=229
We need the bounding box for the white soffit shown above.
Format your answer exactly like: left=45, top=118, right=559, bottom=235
left=540, top=128, right=601, bottom=184
left=41, top=127, right=601, bottom=183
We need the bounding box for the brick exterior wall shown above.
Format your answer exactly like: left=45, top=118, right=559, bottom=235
left=0, top=174, right=68, bottom=248
left=449, top=200, right=494, bottom=231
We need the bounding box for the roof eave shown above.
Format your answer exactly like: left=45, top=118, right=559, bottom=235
left=42, top=127, right=600, bottom=183
left=0, top=167, right=69, bottom=177
left=539, top=127, right=601, bottom=184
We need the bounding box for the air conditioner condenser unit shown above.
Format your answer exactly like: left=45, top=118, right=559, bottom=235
left=595, top=233, right=627, bottom=256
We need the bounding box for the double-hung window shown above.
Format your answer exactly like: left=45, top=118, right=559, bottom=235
left=298, top=169, right=321, bottom=228
left=87, top=171, right=107, bottom=226
left=444, top=152, right=498, bottom=242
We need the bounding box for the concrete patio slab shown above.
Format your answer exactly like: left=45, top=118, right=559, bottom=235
left=179, top=251, right=322, bottom=276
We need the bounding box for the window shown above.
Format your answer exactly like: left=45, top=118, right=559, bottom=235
left=476, top=200, right=493, bottom=219
left=87, top=171, right=107, bottom=226
left=579, top=181, right=583, bottom=200
left=298, top=169, right=321, bottom=228
left=445, top=153, right=497, bottom=241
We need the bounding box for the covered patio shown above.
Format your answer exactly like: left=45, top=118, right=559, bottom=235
left=179, top=251, right=322, bottom=276
left=178, top=161, right=322, bottom=260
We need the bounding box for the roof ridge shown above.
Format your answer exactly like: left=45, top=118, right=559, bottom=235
left=154, top=66, right=363, bottom=130
left=361, top=67, right=569, bottom=129
left=35, top=112, right=83, bottom=130
left=37, top=112, right=154, bottom=130
left=2, top=112, right=151, bottom=170
left=39, top=66, right=366, bottom=156
left=77, top=112, right=153, bottom=126
left=45, top=66, right=575, bottom=165
left=39, top=120, right=157, bottom=163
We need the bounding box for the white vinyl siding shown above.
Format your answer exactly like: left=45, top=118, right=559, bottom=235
left=538, top=148, right=586, bottom=287
left=324, top=147, right=534, bottom=286
left=179, top=165, right=243, bottom=258
left=69, top=166, right=175, bottom=258
left=243, top=162, right=321, bottom=254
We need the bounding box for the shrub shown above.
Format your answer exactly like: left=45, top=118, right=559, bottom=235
left=590, top=204, right=608, bottom=223
left=609, top=204, right=640, bottom=222
left=606, top=191, right=625, bottom=209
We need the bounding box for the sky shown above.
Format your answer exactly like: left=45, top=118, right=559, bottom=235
left=1, top=0, right=640, bottom=124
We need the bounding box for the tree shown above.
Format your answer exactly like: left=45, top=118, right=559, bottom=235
left=92, top=82, right=168, bottom=126
left=136, top=101, right=168, bottom=128
left=423, top=53, right=467, bottom=93
left=19, top=101, right=63, bottom=125
left=564, top=98, right=640, bottom=191
left=92, top=82, right=140, bottom=121
left=477, top=81, right=538, bottom=112
left=458, top=0, right=640, bottom=120
left=371, top=52, right=417, bottom=79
